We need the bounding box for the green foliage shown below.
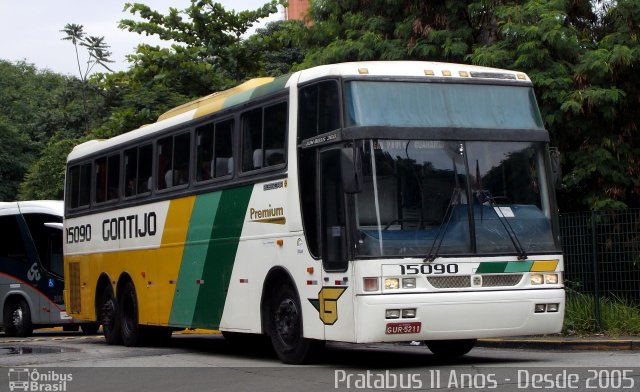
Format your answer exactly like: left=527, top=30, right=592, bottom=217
left=19, top=134, right=80, bottom=201
left=564, top=292, right=640, bottom=335
left=0, top=118, right=32, bottom=200
left=118, top=0, right=286, bottom=95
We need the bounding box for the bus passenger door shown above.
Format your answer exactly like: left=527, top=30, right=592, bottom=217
left=319, top=149, right=355, bottom=342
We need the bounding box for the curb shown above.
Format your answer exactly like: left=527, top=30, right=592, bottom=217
left=477, top=338, right=640, bottom=351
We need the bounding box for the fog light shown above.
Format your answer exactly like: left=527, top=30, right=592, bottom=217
left=386, top=309, right=400, bottom=319
left=402, top=308, right=417, bottom=318
left=402, top=278, right=416, bottom=289
left=535, top=304, right=546, bottom=313
left=545, top=274, right=559, bottom=284
left=363, top=277, right=379, bottom=292
left=385, top=278, right=400, bottom=290
left=547, top=303, right=559, bottom=312
left=531, top=274, right=544, bottom=285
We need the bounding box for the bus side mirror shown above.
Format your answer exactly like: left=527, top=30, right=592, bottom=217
left=549, top=147, right=561, bottom=189
left=341, top=146, right=362, bottom=194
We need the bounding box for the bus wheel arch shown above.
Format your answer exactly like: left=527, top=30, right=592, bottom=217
left=3, top=295, right=33, bottom=337
left=117, top=274, right=141, bottom=347
left=261, top=267, right=323, bottom=364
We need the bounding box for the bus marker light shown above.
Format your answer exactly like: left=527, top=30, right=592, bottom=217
left=385, top=309, right=400, bottom=319
left=169, top=280, right=176, bottom=284
left=363, top=277, right=379, bottom=291
left=517, top=73, right=527, bottom=80
left=196, top=280, right=205, bottom=285
left=335, top=280, right=343, bottom=285
left=402, top=309, right=417, bottom=318
left=239, top=279, right=248, bottom=283
left=424, top=70, right=435, bottom=76
left=141, top=272, right=146, bottom=278
left=358, top=68, right=369, bottom=74
left=306, top=280, right=318, bottom=285
left=534, top=304, right=546, bottom=313
left=531, top=274, right=544, bottom=285
left=276, top=239, right=284, bottom=246
left=306, top=267, right=314, bottom=274
left=459, top=71, right=469, bottom=77
left=384, top=278, right=400, bottom=290
left=442, top=70, right=452, bottom=77
left=547, top=303, right=559, bottom=312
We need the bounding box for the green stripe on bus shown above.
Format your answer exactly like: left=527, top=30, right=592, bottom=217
left=169, top=192, right=222, bottom=326
left=192, top=185, right=253, bottom=328
left=476, top=261, right=533, bottom=274
left=504, top=261, right=534, bottom=273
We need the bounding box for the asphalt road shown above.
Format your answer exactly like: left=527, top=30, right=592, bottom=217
left=1, top=331, right=639, bottom=391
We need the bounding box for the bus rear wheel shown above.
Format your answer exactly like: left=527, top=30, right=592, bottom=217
left=3, top=298, right=33, bottom=337
left=268, top=284, right=323, bottom=364
left=100, top=287, right=122, bottom=345
left=119, top=281, right=141, bottom=347
left=426, top=339, right=477, bottom=359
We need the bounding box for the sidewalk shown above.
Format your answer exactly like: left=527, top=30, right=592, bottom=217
left=477, top=335, right=640, bottom=351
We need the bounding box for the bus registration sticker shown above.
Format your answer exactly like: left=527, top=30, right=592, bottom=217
left=385, top=322, right=421, bottom=334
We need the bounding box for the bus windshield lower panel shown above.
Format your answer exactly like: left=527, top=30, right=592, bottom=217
left=354, top=139, right=559, bottom=258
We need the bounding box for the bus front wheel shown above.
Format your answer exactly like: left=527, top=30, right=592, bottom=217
left=426, top=339, right=477, bottom=359
left=268, top=283, right=323, bottom=364
left=3, top=298, right=33, bottom=337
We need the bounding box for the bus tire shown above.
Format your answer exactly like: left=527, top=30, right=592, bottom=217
left=119, top=281, right=141, bottom=347
left=100, top=287, right=122, bottom=345
left=3, top=298, right=33, bottom=337
left=426, top=339, right=477, bottom=359
left=268, top=283, right=323, bottom=364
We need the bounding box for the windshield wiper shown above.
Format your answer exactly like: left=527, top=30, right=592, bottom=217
left=477, top=190, right=528, bottom=260
left=424, top=187, right=461, bottom=262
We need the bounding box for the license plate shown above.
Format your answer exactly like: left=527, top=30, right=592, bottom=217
left=385, top=322, right=421, bottom=334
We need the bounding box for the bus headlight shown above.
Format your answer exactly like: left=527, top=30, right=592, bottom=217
left=545, top=274, right=559, bottom=284
left=384, top=278, right=400, bottom=290
left=531, top=274, right=544, bottom=285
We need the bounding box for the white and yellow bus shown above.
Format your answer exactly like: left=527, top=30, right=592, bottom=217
left=64, top=61, right=564, bottom=363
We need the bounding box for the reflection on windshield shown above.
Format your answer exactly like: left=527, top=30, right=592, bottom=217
left=355, top=140, right=558, bottom=257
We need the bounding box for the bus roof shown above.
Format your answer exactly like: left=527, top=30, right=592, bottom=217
left=67, top=61, right=531, bottom=162
left=0, top=200, right=63, bottom=217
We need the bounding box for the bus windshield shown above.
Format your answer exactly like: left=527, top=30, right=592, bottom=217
left=354, top=139, right=559, bottom=258
left=345, top=81, right=544, bottom=129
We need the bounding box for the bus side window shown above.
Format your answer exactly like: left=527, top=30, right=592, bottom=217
left=138, top=144, right=153, bottom=194
left=298, top=80, right=340, bottom=141
left=95, top=154, right=120, bottom=203
left=67, top=163, right=91, bottom=209
left=263, top=102, right=287, bottom=167
left=0, top=216, right=29, bottom=264
left=214, top=119, right=234, bottom=177
left=157, top=136, right=173, bottom=190
left=242, top=108, right=262, bottom=171
left=124, top=147, right=137, bottom=197
left=196, top=122, right=214, bottom=182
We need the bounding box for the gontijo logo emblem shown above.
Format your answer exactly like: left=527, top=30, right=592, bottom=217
left=309, top=287, right=347, bottom=325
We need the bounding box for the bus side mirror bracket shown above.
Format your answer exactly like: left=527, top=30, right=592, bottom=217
left=341, top=146, right=362, bottom=194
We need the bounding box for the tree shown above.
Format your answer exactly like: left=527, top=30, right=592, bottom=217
left=118, top=0, right=286, bottom=96
left=61, top=23, right=114, bottom=132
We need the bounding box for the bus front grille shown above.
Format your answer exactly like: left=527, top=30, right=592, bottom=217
left=427, top=274, right=523, bottom=289
left=69, top=262, right=81, bottom=314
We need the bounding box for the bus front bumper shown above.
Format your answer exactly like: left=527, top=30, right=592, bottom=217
left=354, top=289, right=565, bottom=343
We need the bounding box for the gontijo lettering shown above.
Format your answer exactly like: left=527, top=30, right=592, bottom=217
left=102, top=212, right=157, bottom=241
